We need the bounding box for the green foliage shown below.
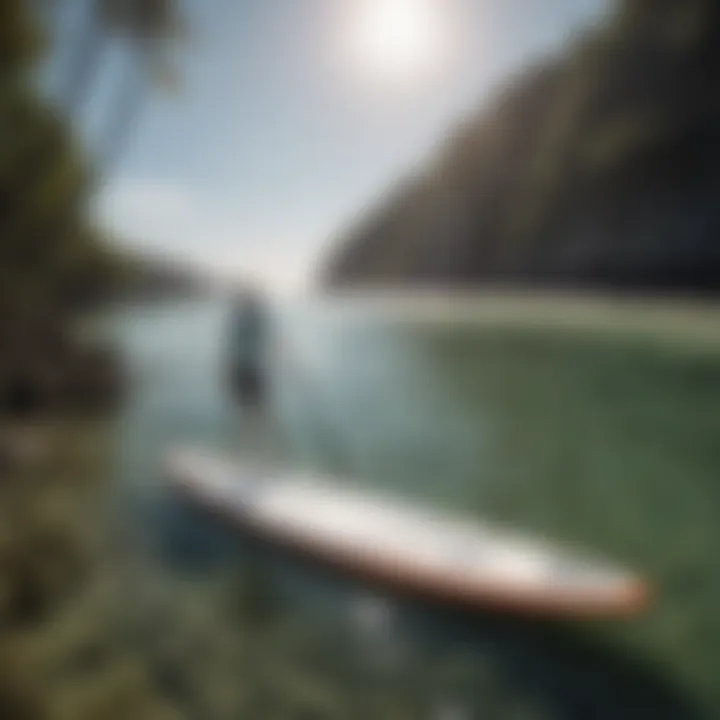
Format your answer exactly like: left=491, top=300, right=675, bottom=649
left=0, top=0, right=128, bottom=417
left=0, top=0, right=43, bottom=72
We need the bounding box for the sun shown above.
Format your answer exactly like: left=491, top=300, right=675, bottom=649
left=349, top=0, right=445, bottom=85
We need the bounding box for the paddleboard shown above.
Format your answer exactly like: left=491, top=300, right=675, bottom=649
left=164, top=447, right=648, bottom=618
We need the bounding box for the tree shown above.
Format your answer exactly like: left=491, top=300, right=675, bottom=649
left=0, top=0, right=126, bottom=415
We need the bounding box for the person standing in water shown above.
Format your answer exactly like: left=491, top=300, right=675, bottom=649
left=226, top=286, right=270, bottom=406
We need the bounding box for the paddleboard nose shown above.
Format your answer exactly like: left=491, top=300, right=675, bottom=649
left=618, top=576, right=651, bottom=616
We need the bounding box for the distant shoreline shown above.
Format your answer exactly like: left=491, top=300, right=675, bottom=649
left=301, top=286, right=720, bottom=351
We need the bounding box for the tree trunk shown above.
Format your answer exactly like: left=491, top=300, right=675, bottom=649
left=61, top=1, right=105, bottom=114
left=96, top=47, right=147, bottom=182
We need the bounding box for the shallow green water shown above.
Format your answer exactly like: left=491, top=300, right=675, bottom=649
left=112, top=296, right=720, bottom=719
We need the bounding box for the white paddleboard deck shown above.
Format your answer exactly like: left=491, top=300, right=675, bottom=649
left=164, top=447, right=648, bottom=617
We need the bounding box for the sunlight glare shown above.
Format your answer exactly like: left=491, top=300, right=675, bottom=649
left=350, top=0, right=446, bottom=85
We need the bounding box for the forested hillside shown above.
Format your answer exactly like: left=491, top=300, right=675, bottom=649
left=325, top=0, right=720, bottom=291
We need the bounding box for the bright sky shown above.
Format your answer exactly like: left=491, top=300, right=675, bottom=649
left=95, top=0, right=607, bottom=291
